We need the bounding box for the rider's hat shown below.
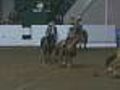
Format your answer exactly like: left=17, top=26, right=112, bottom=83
left=48, top=21, right=54, bottom=26
left=76, top=15, right=82, bottom=21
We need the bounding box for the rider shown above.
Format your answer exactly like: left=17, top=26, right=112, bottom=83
left=75, top=15, right=83, bottom=31
left=45, top=21, right=58, bottom=44
left=66, top=15, right=83, bottom=42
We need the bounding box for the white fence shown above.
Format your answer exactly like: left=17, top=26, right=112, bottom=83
left=0, top=25, right=117, bottom=47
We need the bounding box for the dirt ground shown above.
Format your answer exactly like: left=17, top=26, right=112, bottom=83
left=0, top=47, right=119, bottom=90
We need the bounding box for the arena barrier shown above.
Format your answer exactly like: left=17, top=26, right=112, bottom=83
left=116, top=29, right=120, bottom=47
left=0, top=25, right=117, bottom=48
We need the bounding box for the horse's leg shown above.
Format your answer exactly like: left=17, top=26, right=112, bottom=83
left=40, top=50, right=44, bottom=64
left=84, top=42, right=87, bottom=50
left=67, top=48, right=76, bottom=67
left=39, top=48, right=47, bottom=65
left=84, top=33, right=88, bottom=50
left=57, top=48, right=64, bottom=65
left=84, top=38, right=88, bottom=50
left=63, top=49, right=71, bottom=68
left=66, top=55, right=73, bottom=68
left=52, top=48, right=59, bottom=64
left=79, top=42, right=82, bottom=50
left=50, top=53, right=55, bottom=64
left=40, top=37, right=49, bottom=65
left=63, top=48, right=68, bottom=65
left=78, top=39, right=82, bottom=50
left=40, top=51, right=47, bottom=65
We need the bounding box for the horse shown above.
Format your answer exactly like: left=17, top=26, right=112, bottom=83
left=67, top=26, right=88, bottom=50
left=63, top=28, right=88, bottom=66
left=51, top=29, right=82, bottom=67
left=40, top=34, right=56, bottom=64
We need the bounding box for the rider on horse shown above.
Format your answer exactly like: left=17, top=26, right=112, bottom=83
left=66, top=15, right=83, bottom=43
left=45, top=21, right=58, bottom=44
left=40, top=21, right=58, bottom=54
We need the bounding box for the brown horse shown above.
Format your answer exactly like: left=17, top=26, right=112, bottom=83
left=51, top=30, right=83, bottom=67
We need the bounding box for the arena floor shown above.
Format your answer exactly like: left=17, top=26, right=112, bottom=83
left=0, top=47, right=119, bottom=90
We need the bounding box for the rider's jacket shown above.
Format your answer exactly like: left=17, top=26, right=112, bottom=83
left=68, top=24, right=82, bottom=39
left=45, top=25, right=58, bottom=42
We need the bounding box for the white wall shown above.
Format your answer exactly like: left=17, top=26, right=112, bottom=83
left=0, top=25, right=116, bottom=47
